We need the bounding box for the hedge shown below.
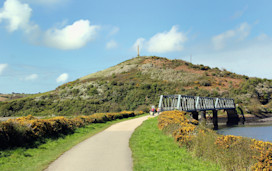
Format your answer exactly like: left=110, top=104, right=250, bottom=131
left=0, top=111, right=144, bottom=149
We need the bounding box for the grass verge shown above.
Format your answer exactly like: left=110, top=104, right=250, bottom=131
left=158, top=111, right=264, bottom=170
left=130, top=117, right=220, bottom=171
left=0, top=114, right=146, bottom=171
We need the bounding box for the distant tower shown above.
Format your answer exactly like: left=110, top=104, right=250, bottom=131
left=137, top=45, right=140, bottom=57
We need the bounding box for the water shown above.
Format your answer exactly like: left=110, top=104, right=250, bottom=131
left=217, top=125, right=272, bottom=142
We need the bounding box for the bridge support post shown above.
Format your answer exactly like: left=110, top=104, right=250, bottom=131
left=226, top=109, right=240, bottom=126
left=200, top=111, right=206, bottom=125
left=192, top=111, right=198, bottom=120
left=212, top=110, right=218, bottom=130
left=200, top=111, right=206, bottom=120
left=237, top=106, right=245, bottom=124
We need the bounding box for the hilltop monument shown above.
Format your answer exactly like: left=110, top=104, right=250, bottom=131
left=137, top=45, right=140, bottom=57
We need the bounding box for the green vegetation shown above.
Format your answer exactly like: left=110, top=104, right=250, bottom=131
left=0, top=114, right=146, bottom=171
left=130, top=117, right=220, bottom=171
left=158, top=111, right=272, bottom=170
left=189, top=128, right=256, bottom=170
left=0, top=93, right=32, bottom=102
left=0, top=111, right=140, bottom=149
left=1, top=56, right=272, bottom=117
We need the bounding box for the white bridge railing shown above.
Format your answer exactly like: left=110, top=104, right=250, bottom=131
left=158, top=95, right=235, bottom=112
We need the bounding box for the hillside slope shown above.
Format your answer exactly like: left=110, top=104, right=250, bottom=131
left=0, top=94, right=30, bottom=102
left=1, top=56, right=272, bottom=116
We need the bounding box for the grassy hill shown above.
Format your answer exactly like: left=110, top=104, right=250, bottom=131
left=1, top=56, right=272, bottom=117
left=0, top=93, right=31, bottom=102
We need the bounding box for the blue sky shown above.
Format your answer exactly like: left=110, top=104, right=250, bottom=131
left=0, top=0, right=272, bottom=93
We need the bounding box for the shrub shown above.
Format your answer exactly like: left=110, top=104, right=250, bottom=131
left=135, top=111, right=144, bottom=116
left=200, top=80, right=212, bottom=86
left=0, top=111, right=143, bottom=149
left=157, top=110, right=272, bottom=170
left=88, top=87, right=98, bottom=96
left=251, top=139, right=272, bottom=170
left=158, top=111, right=198, bottom=145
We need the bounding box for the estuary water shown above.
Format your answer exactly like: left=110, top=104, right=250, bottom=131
left=217, top=125, right=272, bottom=142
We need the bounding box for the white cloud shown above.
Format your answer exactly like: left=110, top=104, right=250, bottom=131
left=195, top=41, right=272, bottom=79
left=133, top=38, right=145, bottom=52
left=212, top=22, right=250, bottom=50
left=56, top=73, right=68, bottom=83
left=109, top=26, right=119, bottom=36
left=256, top=33, right=269, bottom=41
left=25, top=73, right=38, bottom=80
left=146, top=26, right=187, bottom=53
left=106, top=40, right=118, bottom=49
left=0, top=0, right=33, bottom=32
left=0, top=0, right=40, bottom=44
left=133, top=26, right=187, bottom=53
left=231, top=5, right=248, bottom=20
left=0, top=0, right=100, bottom=50
left=44, top=20, right=100, bottom=50
left=237, top=23, right=250, bottom=40
left=0, top=64, right=8, bottom=75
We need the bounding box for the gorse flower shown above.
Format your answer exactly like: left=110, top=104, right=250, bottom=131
left=0, top=111, right=144, bottom=148
left=158, top=111, right=197, bottom=145
left=251, top=139, right=272, bottom=170
left=158, top=110, right=272, bottom=170
left=215, top=135, right=243, bottom=149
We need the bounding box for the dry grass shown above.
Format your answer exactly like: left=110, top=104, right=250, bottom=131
left=79, top=57, right=144, bottom=81
left=158, top=111, right=272, bottom=170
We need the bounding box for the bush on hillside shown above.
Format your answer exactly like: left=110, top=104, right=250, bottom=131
left=1, top=56, right=272, bottom=117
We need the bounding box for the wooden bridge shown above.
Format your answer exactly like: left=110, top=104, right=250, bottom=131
left=158, top=95, right=240, bottom=129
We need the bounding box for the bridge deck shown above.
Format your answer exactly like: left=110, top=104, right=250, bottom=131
left=158, top=95, right=235, bottom=112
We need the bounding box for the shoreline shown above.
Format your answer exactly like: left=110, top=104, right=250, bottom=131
left=206, top=114, right=272, bottom=128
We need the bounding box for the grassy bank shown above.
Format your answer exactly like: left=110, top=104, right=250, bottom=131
left=0, top=114, right=146, bottom=171
left=158, top=111, right=272, bottom=170
left=0, top=111, right=141, bottom=148
left=130, top=117, right=220, bottom=171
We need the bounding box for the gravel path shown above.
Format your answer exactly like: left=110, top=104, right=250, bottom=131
left=45, top=115, right=150, bottom=171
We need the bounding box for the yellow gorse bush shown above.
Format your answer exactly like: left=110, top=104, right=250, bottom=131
left=158, top=110, right=272, bottom=170
left=251, top=139, right=272, bottom=170
left=215, top=135, right=243, bottom=149
left=158, top=111, right=195, bottom=129
left=158, top=111, right=197, bottom=145
left=0, top=111, right=143, bottom=148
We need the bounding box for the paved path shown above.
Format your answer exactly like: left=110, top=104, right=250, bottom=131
left=45, top=115, right=150, bottom=171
